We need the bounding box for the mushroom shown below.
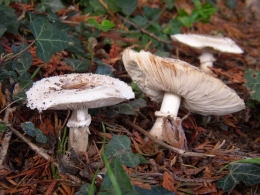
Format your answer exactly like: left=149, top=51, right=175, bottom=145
left=26, top=73, right=134, bottom=154
left=122, top=49, right=245, bottom=149
left=171, top=34, right=244, bottom=73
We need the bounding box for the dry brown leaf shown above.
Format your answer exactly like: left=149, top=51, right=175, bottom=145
left=162, top=172, right=176, bottom=192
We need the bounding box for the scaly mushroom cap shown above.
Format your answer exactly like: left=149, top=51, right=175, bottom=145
left=26, top=73, right=134, bottom=112
left=122, top=49, right=245, bottom=116
left=171, top=34, right=244, bottom=54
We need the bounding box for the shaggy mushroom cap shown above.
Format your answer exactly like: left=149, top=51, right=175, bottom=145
left=171, top=34, right=244, bottom=54
left=122, top=49, right=245, bottom=116
left=26, top=73, right=135, bottom=111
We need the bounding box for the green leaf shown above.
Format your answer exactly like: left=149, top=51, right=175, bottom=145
left=162, top=0, right=175, bottom=10
left=0, top=69, right=16, bottom=82
left=95, top=59, right=114, bottom=76
left=177, top=9, right=196, bottom=27
left=0, top=25, right=7, bottom=38
left=29, top=15, right=72, bottom=62
left=105, top=135, right=147, bottom=167
left=231, top=158, right=260, bottom=165
left=244, top=69, right=260, bottom=101
left=0, top=123, right=8, bottom=132
left=135, top=185, right=176, bottom=195
left=100, top=157, right=139, bottom=195
left=176, top=1, right=216, bottom=27
left=11, top=43, right=33, bottom=75
left=21, top=122, right=47, bottom=144
left=74, top=183, right=93, bottom=195
left=87, top=19, right=115, bottom=32
left=131, top=15, right=148, bottom=27
left=163, top=19, right=182, bottom=35
left=225, top=0, right=236, bottom=10
left=143, top=6, right=161, bottom=20
left=100, top=20, right=115, bottom=32
left=66, top=37, right=86, bottom=56
left=89, top=0, right=119, bottom=15
left=35, top=0, right=65, bottom=13
left=65, top=59, right=91, bottom=72
left=115, top=0, right=138, bottom=16
left=0, top=5, right=19, bottom=34
left=217, top=163, right=260, bottom=192
left=21, top=122, right=37, bottom=137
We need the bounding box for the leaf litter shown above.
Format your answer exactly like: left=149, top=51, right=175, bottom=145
left=0, top=0, right=260, bottom=194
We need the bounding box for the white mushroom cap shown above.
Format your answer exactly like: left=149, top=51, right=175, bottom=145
left=122, top=49, right=245, bottom=116
left=171, top=34, right=244, bottom=54
left=26, top=73, right=135, bottom=112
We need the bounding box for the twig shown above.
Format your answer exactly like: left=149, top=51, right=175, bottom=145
left=164, top=169, right=217, bottom=183
left=3, top=122, right=84, bottom=185
left=124, top=119, right=215, bottom=158
left=6, top=123, right=58, bottom=166
left=1, top=40, right=35, bottom=65
left=118, top=15, right=171, bottom=44
left=0, top=107, right=16, bottom=167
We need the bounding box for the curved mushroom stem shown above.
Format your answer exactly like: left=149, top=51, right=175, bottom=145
left=67, top=108, right=91, bottom=154
left=199, top=52, right=216, bottom=73
left=150, top=93, right=181, bottom=139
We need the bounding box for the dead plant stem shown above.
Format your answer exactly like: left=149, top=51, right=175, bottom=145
left=124, top=119, right=215, bottom=158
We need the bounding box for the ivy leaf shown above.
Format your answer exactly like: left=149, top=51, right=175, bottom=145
left=35, top=0, right=65, bottom=13
left=143, top=6, right=161, bottom=20
left=163, top=19, right=182, bottom=35
left=29, top=15, right=72, bottom=62
left=65, top=59, right=91, bottom=72
left=21, top=122, right=47, bottom=144
left=11, top=43, right=33, bottom=76
left=225, top=0, right=237, bottom=10
left=0, top=5, right=19, bottom=34
left=74, top=183, right=95, bottom=195
left=244, top=69, right=260, bottom=101
left=131, top=15, right=148, bottom=26
left=115, top=0, right=138, bottom=16
left=99, top=157, right=139, bottom=195
left=105, top=135, right=147, bottom=167
left=217, top=163, right=260, bottom=192
left=95, top=59, right=114, bottom=76
left=89, top=0, right=118, bottom=15
left=0, top=25, right=7, bottom=38
left=0, top=69, right=16, bottom=82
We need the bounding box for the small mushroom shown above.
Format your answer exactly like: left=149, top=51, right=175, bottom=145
left=122, top=49, right=245, bottom=149
left=26, top=73, right=134, bottom=154
left=171, top=34, right=244, bottom=73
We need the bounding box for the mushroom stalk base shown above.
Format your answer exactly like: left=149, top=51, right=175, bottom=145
left=150, top=93, right=181, bottom=139
left=67, top=108, right=91, bottom=155
left=69, top=126, right=89, bottom=154
left=149, top=93, right=187, bottom=150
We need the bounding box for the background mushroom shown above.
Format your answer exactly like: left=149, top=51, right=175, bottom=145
left=122, top=49, right=245, bottom=149
left=171, top=34, right=244, bottom=73
left=26, top=73, right=134, bottom=154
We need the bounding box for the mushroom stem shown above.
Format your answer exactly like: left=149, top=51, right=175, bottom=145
left=199, top=52, right=216, bottom=73
left=67, top=108, right=91, bottom=154
left=150, top=93, right=181, bottom=139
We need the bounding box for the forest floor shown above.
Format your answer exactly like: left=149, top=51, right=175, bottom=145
left=0, top=0, right=260, bottom=194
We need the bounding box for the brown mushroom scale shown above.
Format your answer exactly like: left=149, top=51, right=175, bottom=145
left=122, top=49, right=245, bottom=149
